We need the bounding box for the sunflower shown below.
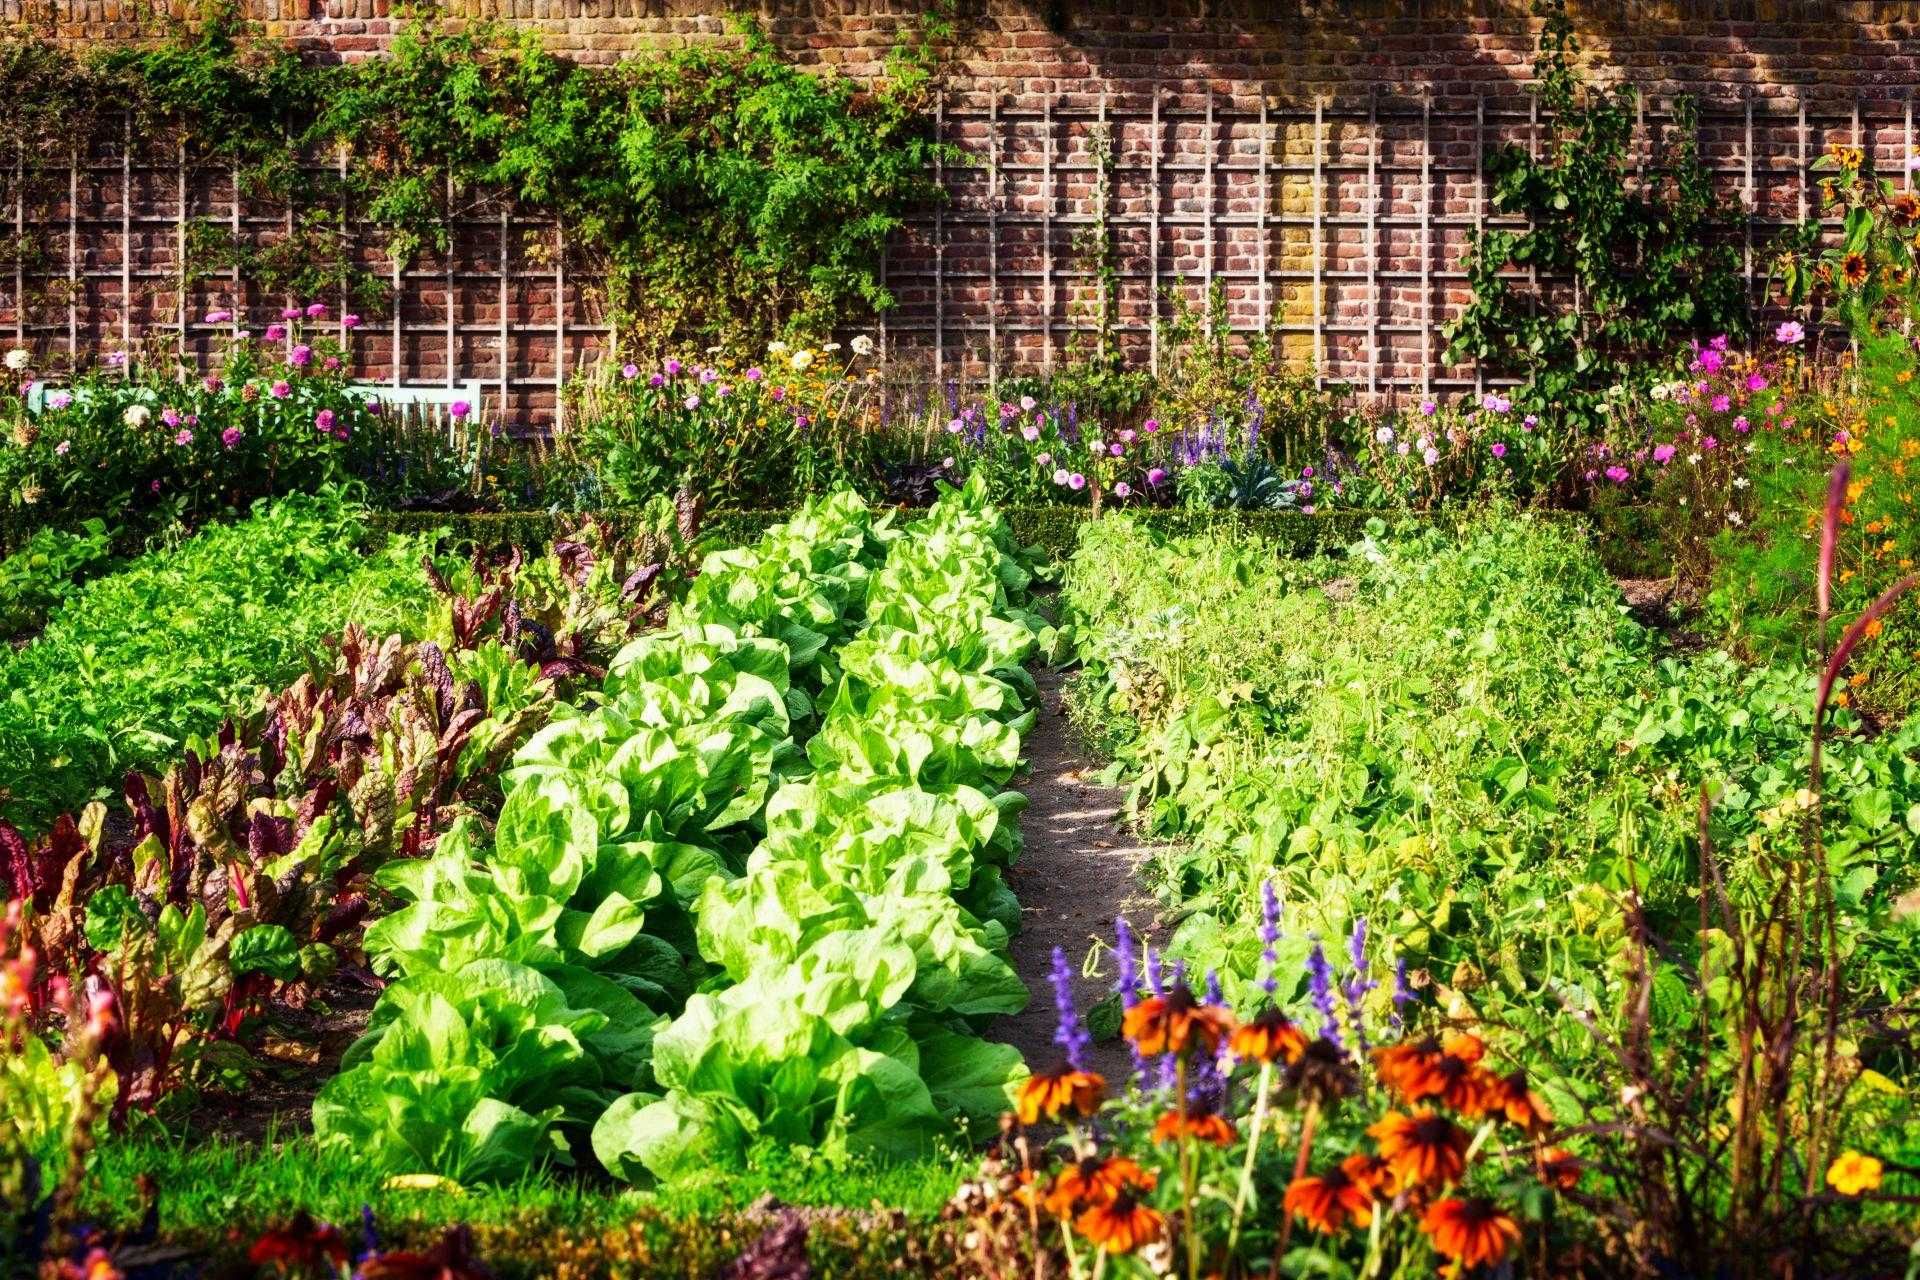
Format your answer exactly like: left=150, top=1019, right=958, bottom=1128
left=1843, top=252, right=1871, bottom=288
left=1420, top=1197, right=1521, bottom=1270
left=1229, top=1006, right=1308, bottom=1064
left=1042, top=1155, right=1156, bottom=1217
left=1368, top=1109, right=1471, bottom=1189
left=1283, top=1164, right=1374, bottom=1234
left=1538, top=1147, right=1584, bottom=1191
left=1482, top=1067, right=1554, bottom=1135
left=1341, top=1151, right=1401, bottom=1199
left=1015, top=1064, right=1106, bottom=1125
left=1075, top=1190, right=1167, bottom=1255
left=1153, top=1105, right=1237, bottom=1147
left=1122, top=984, right=1234, bottom=1057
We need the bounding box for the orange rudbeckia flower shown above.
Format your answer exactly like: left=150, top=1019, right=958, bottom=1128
left=1373, top=1036, right=1444, bottom=1094
left=1015, top=1065, right=1106, bottom=1125
left=1230, top=1005, right=1309, bottom=1064
left=1152, top=1106, right=1237, bottom=1147
left=1483, top=1067, right=1554, bottom=1135
left=1283, top=1163, right=1374, bottom=1234
left=1420, top=1197, right=1521, bottom=1269
left=1368, top=1109, right=1471, bottom=1189
left=1041, top=1155, right=1156, bottom=1217
left=1075, top=1190, right=1167, bottom=1255
left=1122, top=985, right=1234, bottom=1057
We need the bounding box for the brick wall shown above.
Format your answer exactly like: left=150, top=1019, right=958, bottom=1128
left=5, top=1, right=1918, bottom=423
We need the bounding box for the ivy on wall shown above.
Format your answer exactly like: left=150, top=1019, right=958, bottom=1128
left=1441, top=0, right=1748, bottom=428
left=0, top=5, right=955, bottom=356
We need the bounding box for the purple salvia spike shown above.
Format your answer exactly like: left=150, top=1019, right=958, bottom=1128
left=1114, top=917, right=1141, bottom=1007
left=1260, top=880, right=1282, bottom=996
left=1306, top=940, right=1343, bottom=1052
left=1145, top=947, right=1166, bottom=997
left=1205, top=969, right=1223, bottom=1006
left=1049, top=945, right=1093, bottom=1072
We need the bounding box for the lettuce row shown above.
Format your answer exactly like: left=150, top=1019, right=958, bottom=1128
left=593, top=477, right=1045, bottom=1179
left=314, top=492, right=898, bottom=1181
left=313, top=481, right=1041, bottom=1183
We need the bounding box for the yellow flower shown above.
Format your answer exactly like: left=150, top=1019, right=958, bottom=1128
left=1827, top=1151, right=1883, bottom=1196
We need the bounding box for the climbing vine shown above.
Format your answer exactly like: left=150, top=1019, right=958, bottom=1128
left=1442, top=0, right=1747, bottom=428
left=1, top=5, right=955, bottom=355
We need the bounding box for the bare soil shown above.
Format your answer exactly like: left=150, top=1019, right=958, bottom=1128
left=989, top=668, right=1161, bottom=1081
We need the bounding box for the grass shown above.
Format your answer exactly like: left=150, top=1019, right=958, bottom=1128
left=80, top=1130, right=970, bottom=1237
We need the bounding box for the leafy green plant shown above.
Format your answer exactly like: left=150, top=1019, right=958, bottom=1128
left=1442, top=0, right=1748, bottom=430
left=0, top=519, right=113, bottom=638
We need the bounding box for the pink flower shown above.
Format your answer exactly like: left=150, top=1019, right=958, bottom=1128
left=280, top=307, right=301, bottom=321
left=54, top=439, right=70, bottom=455
left=1146, top=466, right=1167, bottom=485
left=1481, top=393, right=1512, bottom=414
left=106, top=351, right=128, bottom=367
left=1108, top=442, right=1124, bottom=457
left=1068, top=472, right=1087, bottom=491
left=1419, top=399, right=1437, bottom=416
left=1491, top=442, right=1508, bottom=458
left=203, top=376, right=222, bottom=393
left=1605, top=464, right=1631, bottom=483
left=1711, top=394, right=1732, bottom=413
left=449, top=400, right=471, bottom=420
left=1020, top=424, right=1040, bottom=442
left=664, top=358, right=682, bottom=376
left=1113, top=481, right=1132, bottom=498
left=265, top=324, right=287, bottom=342
left=1142, top=418, right=1160, bottom=434
left=47, top=391, right=72, bottom=410
left=1775, top=320, right=1805, bottom=345
left=795, top=414, right=811, bottom=429
left=1746, top=372, right=1768, bottom=392
left=305, top=302, right=328, bottom=319
left=1052, top=468, right=1070, bottom=485
left=173, top=428, right=193, bottom=446
left=1036, top=452, right=1053, bottom=467
left=323, top=355, right=341, bottom=372
left=745, top=367, right=763, bottom=382
left=342, top=313, right=361, bottom=330
left=621, top=363, right=639, bottom=380
left=1422, top=446, right=1439, bottom=466
left=289, top=344, right=313, bottom=367
left=1654, top=443, right=1677, bottom=464
left=221, top=427, right=242, bottom=449
left=1522, top=414, right=1538, bottom=431
left=1301, top=465, right=1315, bottom=478
left=161, top=408, right=181, bottom=428
left=1733, top=415, right=1751, bottom=433
left=1697, top=347, right=1725, bottom=374
left=770, top=386, right=785, bottom=401
left=203, top=309, right=231, bottom=324
left=270, top=380, right=291, bottom=399
left=1702, top=435, right=1718, bottom=451
left=315, top=409, right=336, bottom=432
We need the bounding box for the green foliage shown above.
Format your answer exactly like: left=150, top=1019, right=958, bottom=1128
left=3, top=10, right=947, bottom=353
left=1442, top=0, right=1747, bottom=429
left=0, top=519, right=114, bottom=637
left=0, top=488, right=444, bottom=829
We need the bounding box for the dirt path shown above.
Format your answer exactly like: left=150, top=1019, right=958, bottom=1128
left=992, top=667, right=1162, bottom=1081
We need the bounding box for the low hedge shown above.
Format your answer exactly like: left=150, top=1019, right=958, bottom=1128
left=368, top=502, right=1664, bottom=574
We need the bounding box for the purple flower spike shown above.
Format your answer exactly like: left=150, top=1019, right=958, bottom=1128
left=1205, top=969, right=1223, bottom=1006
left=1260, top=881, right=1282, bottom=995
left=1145, top=947, right=1166, bottom=998
left=1114, top=917, right=1141, bottom=1007
left=1342, top=918, right=1378, bottom=1054
left=1391, top=955, right=1416, bottom=1031
left=1306, top=940, right=1343, bottom=1051
left=1050, top=946, right=1093, bottom=1072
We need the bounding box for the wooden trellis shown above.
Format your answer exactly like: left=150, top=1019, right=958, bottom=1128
left=1, top=89, right=1914, bottom=424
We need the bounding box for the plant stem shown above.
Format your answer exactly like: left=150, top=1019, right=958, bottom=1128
left=1226, top=1060, right=1274, bottom=1255
left=1270, top=1096, right=1320, bottom=1278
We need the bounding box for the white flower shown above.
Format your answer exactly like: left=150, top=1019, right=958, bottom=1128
left=1650, top=381, right=1672, bottom=402
left=123, top=404, right=151, bottom=429
left=821, top=342, right=841, bottom=353
left=1375, top=425, right=1395, bottom=445
left=850, top=334, right=875, bottom=357
left=1727, top=510, right=1744, bottom=525
left=1732, top=476, right=1750, bottom=489
left=2, top=349, right=27, bottom=372
left=1687, top=452, right=1702, bottom=465
left=789, top=349, right=814, bottom=372
left=767, top=340, right=790, bottom=356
